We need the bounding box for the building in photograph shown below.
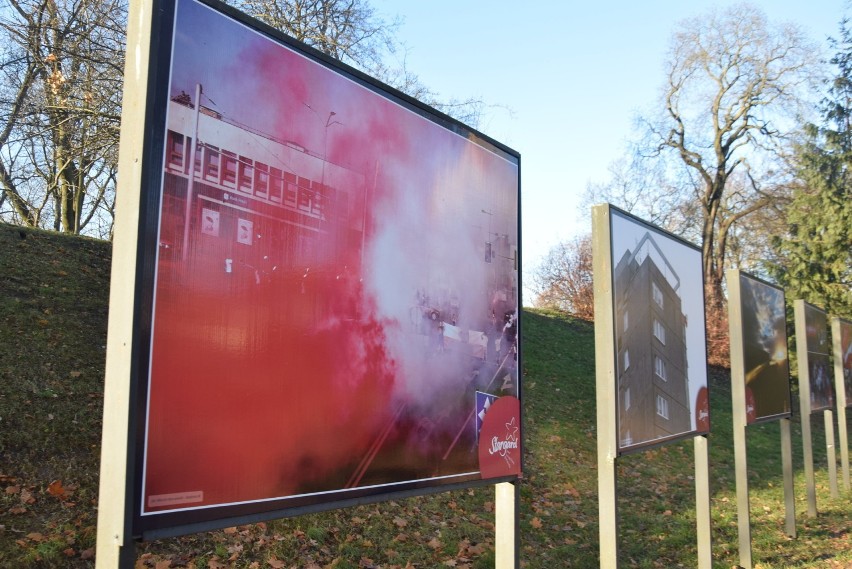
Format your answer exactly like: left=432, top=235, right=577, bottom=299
left=615, top=232, right=690, bottom=447
left=159, top=94, right=369, bottom=325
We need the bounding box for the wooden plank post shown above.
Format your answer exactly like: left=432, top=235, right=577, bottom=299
left=495, top=481, right=519, bottom=568
left=780, top=418, right=797, bottom=537
left=794, top=300, right=818, bottom=517
left=832, top=317, right=850, bottom=492
left=592, top=204, right=619, bottom=569
left=726, top=269, right=752, bottom=569
left=95, top=0, right=157, bottom=565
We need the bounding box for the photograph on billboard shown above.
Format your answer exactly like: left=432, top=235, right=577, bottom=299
left=136, top=0, right=520, bottom=532
left=804, top=304, right=834, bottom=413
left=736, top=273, right=792, bottom=424
left=838, top=319, right=852, bottom=408
left=608, top=207, right=709, bottom=454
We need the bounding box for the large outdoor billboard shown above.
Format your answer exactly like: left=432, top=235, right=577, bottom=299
left=733, top=273, right=792, bottom=424
left=127, top=0, right=520, bottom=537
left=606, top=207, right=709, bottom=454
left=803, top=303, right=834, bottom=413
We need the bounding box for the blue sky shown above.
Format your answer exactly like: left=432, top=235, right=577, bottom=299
left=371, top=0, right=846, bottom=302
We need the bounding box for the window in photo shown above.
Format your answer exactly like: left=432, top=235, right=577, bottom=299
left=652, top=281, right=664, bottom=308
left=654, top=355, right=667, bottom=381
left=656, top=394, right=669, bottom=419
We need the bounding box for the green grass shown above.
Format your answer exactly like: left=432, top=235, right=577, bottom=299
left=1, top=222, right=851, bottom=567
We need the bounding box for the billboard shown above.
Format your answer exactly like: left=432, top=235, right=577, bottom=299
left=734, top=273, right=792, bottom=424
left=803, top=304, right=834, bottom=413
left=606, top=207, right=709, bottom=454
left=836, top=319, right=852, bottom=408
left=130, top=0, right=520, bottom=536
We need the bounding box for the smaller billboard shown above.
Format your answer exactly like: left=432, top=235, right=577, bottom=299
left=603, top=206, right=709, bottom=454
left=836, top=318, right=852, bottom=408
left=804, top=304, right=834, bottom=413
left=734, top=273, right=792, bottom=424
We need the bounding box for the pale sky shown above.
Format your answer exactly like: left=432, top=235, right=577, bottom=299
left=371, top=0, right=846, bottom=304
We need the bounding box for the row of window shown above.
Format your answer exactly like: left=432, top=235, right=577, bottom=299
left=166, top=131, right=329, bottom=219
left=622, top=388, right=670, bottom=420
left=622, top=350, right=668, bottom=381
left=624, top=310, right=667, bottom=345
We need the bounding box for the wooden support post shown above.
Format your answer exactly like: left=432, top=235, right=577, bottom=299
left=726, top=269, right=751, bottom=568
left=695, top=436, right=712, bottom=569
left=794, top=300, right=818, bottom=517
left=592, top=205, right=619, bottom=569
left=832, top=318, right=851, bottom=492
left=95, top=0, right=156, bottom=566
left=495, top=482, right=519, bottom=569
left=780, top=418, right=797, bottom=537
left=826, top=410, right=839, bottom=499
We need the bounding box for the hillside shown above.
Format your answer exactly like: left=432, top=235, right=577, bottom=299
left=1, top=222, right=851, bottom=568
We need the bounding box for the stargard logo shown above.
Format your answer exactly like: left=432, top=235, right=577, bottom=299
left=488, top=417, right=519, bottom=468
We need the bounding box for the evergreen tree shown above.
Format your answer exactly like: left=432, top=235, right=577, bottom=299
left=771, top=19, right=852, bottom=318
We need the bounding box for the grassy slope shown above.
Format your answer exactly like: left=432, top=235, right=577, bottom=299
left=1, top=222, right=851, bottom=568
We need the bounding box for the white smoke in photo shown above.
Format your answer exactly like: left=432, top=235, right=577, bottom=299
left=363, top=144, right=507, bottom=407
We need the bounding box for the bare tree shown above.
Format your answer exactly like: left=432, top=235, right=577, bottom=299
left=0, top=0, right=125, bottom=236
left=0, top=0, right=491, bottom=238
left=582, top=152, right=701, bottom=240
left=638, top=3, right=821, bottom=309
left=530, top=235, right=594, bottom=321
left=230, top=0, right=487, bottom=127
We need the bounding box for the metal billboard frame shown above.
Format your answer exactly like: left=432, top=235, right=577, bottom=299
left=96, top=0, right=522, bottom=564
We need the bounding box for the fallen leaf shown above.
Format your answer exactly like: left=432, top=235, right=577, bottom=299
left=48, top=480, right=70, bottom=501
left=267, top=556, right=286, bottom=568
left=393, top=516, right=407, bottom=528
left=464, top=542, right=485, bottom=556
left=63, top=548, right=76, bottom=557
left=155, top=560, right=172, bottom=569
left=427, top=537, right=443, bottom=550
left=81, top=549, right=95, bottom=560
left=9, top=506, right=27, bottom=515
left=5, top=485, right=19, bottom=495
left=228, top=543, right=244, bottom=555
left=20, top=488, right=36, bottom=504
left=530, top=517, right=543, bottom=529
